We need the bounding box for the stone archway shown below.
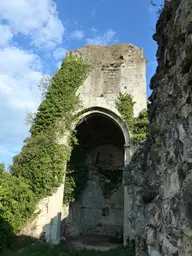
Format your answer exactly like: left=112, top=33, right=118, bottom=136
left=62, top=107, right=130, bottom=248
left=19, top=44, right=146, bottom=247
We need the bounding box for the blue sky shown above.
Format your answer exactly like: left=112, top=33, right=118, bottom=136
left=0, top=0, right=162, bottom=167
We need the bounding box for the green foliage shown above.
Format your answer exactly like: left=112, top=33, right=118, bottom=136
left=97, top=168, right=123, bottom=198
left=0, top=174, right=36, bottom=231
left=116, top=93, right=148, bottom=145
left=30, top=56, right=88, bottom=135
left=10, top=55, right=88, bottom=200
left=116, top=93, right=135, bottom=131
left=0, top=163, right=5, bottom=174
left=1, top=56, right=88, bottom=251
left=64, top=145, right=89, bottom=204
left=0, top=170, right=36, bottom=252
left=37, top=74, right=52, bottom=100
left=24, top=111, right=36, bottom=126
left=10, top=135, right=70, bottom=198
left=132, top=110, right=149, bottom=145
left=2, top=240, right=135, bottom=256
left=0, top=217, right=14, bottom=253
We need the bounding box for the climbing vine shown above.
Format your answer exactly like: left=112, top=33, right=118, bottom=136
left=97, top=168, right=123, bottom=198
left=116, top=93, right=148, bottom=145
left=0, top=55, right=88, bottom=250
left=1, top=56, right=148, bottom=250
left=132, top=109, right=149, bottom=145
left=116, top=93, right=135, bottom=131
left=11, top=56, right=88, bottom=200
left=63, top=144, right=89, bottom=204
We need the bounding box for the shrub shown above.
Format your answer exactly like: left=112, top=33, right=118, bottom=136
left=0, top=168, right=36, bottom=251
left=10, top=135, right=70, bottom=199
left=116, top=93, right=135, bottom=131
left=116, top=93, right=148, bottom=145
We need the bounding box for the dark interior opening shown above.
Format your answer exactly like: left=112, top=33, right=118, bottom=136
left=76, top=113, right=125, bottom=154
left=63, top=113, right=125, bottom=245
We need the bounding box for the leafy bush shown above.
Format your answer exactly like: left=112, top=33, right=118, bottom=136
left=132, top=109, right=149, bottom=145
left=116, top=93, right=135, bottom=131
left=64, top=144, right=89, bottom=204
left=30, top=56, right=88, bottom=135
left=116, top=93, right=148, bottom=145
left=10, top=135, right=70, bottom=199
left=0, top=168, right=36, bottom=251
left=10, top=55, right=88, bottom=201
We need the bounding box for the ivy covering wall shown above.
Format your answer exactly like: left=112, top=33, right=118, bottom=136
left=0, top=56, right=88, bottom=251
left=0, top=55, right=148, bottom=251
left=116, top=93, right=148, bottom=145
left=63, top=144, right=89, bottom=204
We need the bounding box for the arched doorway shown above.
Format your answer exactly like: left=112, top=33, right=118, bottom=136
left=62, top=108, right=130, bottom=248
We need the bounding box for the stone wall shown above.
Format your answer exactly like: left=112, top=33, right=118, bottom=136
left=125, top=0, right=192, bottom=255
left=20, top=44, right=147, bottom=244
left=61, top=44, right=147, bottom=241
left=63, top=144, right=124, bottom=238
left=68, top=44, right=147, bottom=117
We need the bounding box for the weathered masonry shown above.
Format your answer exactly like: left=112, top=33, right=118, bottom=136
left=62, top=45, right=146, bottom=242
left=21, top=44, right=147, bottom=245
left=125, top=0, right=192, bottom=255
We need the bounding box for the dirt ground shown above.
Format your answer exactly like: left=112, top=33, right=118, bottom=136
left=67, top=234, right=122, bottom=251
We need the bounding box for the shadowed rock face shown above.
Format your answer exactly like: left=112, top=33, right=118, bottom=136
left=125, top=0, right=192, bottom=255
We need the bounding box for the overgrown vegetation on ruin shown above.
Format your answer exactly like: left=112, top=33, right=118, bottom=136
left=116, top=93, right=148, bottom=145
left=63, top=144, right=89, bottom=204
left=0, top=55, right=148, bottom=252
left=0, top=56, right=88, bottom=251
left=0, top=165, right=36, bottom=251
left=65, top=93, right=149, bottom=202
left=97, top=167, right=123, bottom=198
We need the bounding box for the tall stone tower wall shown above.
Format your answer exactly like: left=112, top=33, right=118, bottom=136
left=68, top=44, right=147, bottom=117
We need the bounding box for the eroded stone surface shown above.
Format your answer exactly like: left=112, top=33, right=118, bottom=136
left=61, top=44, right=146, bottom=241
left=20, top=44, right=147, bottom=245
left=68, top=44, right=147, bottom=117
left=125, top=0, right=192, bottom=255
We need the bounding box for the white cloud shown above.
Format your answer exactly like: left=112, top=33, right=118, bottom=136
left=0, top=46, right=42, bottom=111
left=70, top=30, right=85, bottom=40
left=0, top=24, right=13, bottom=47
left=86, top=29, right=117, bottom=45
left=53, top=47, right=66, bottom=60
left=0, top=1, right=67, bottom=166
left=0, top=0, right=64, bottom=49
left=0, top=46, right=43, bottom=164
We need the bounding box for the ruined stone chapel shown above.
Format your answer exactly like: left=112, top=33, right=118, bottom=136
left=22, top=43, right=147, bottom=248
left=21, top=0, right=192, bottom=255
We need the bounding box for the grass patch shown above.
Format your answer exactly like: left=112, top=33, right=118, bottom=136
left=2, top=240, right=135, bottom=256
